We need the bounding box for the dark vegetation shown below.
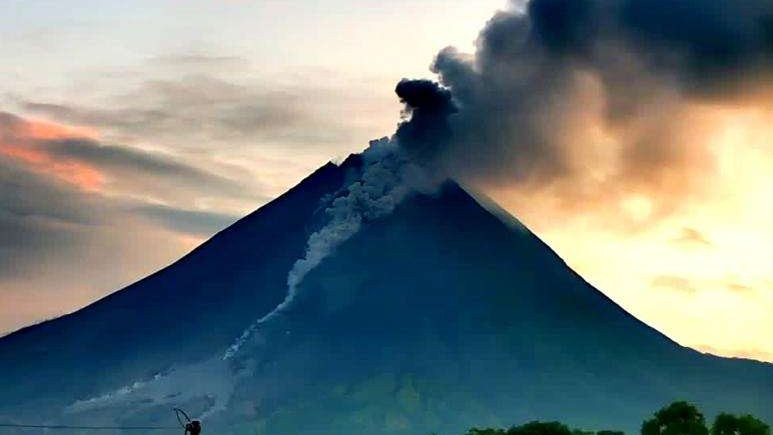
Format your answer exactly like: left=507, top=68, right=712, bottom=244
left=465, top=402, right=770, bottom=435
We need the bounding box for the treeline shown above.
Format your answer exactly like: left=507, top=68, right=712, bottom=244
left=465, top=401, right=770, bottom=435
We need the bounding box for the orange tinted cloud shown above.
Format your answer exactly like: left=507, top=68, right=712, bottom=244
left=0, top=114, right=105, bottom=191
left=0, top=144, right=105, bottom=191
left=20, top=119, right=99, bottom=141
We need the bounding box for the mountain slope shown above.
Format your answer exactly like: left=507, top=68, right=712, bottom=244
left=0, top=160, right=349, bottom=412
left=211, top=180, right=773, bottom=434
left=0, top=159, right=771, bottom=435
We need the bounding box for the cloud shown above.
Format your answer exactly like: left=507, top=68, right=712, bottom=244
left=651, top=275, right=697, bottom=293
left=41, top=138, right=244, bottom=197
left=393, top=0, right=773, bottom=229
left=0, top=156, right=97, bottom=273
left=8, top=53, right=412, bottom=205
left=147, top=54, right=251, bottom=71
left=394, top=79, right=457, bottom=164
left=0, top=110, right=255, bottom=217
left=15, top=65, right=396, bottom=200
left=132, top=203, right=238, bottom=237
left=21, top=74, right=359, bottom=152
left=0, top=152, right=113, bottom=287
left=0, top=111, right=251, bottom=206
left=0, top=112, right=104, bottom=190
left=671, top=227, right=713, bottom=248
left=727, top=282, right=753, bottom=293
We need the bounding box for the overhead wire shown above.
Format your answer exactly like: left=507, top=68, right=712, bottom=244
left=0, top=407, right=191, bottom=431
left=0, top=423, right=179, bottom=430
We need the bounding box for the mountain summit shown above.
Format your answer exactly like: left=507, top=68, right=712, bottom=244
left=1, top=157, right=771, bottom=435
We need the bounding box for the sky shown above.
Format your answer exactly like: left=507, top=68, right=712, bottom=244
left=1, top=0, right=772, bottom=363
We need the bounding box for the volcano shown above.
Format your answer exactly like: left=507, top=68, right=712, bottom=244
left=1, top=155, right=771, bottom=435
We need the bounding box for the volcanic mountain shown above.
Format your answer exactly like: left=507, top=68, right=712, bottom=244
left=1, top=155, right=771, bottom=435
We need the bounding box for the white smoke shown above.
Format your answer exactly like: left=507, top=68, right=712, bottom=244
left=66, top=141, right=439, bottom=422
left=67, top=357, right=236, bottom=420
left=223, top=139, right=432, bottom=359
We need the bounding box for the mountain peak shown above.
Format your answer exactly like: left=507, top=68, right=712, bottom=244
left=1, top=160, right=772, bottom=435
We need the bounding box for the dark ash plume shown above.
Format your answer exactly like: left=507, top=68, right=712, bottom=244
left=394, top=0, right=773, bottom=222
left=394, top=79, right=457, bottom=164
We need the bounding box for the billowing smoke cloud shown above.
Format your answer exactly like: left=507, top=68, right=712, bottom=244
left=394, top=79, right=457, bottom=164
left=395, top=0, right=773, bottom=226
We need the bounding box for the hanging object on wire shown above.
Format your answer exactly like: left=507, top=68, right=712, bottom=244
left=174, top=408, right=202, bottom=435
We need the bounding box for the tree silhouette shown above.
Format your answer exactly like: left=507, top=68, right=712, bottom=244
left=467, top=421, right=573, bottom=435
left=509, top=422, right=573, bottom=435
left=641, top=401, right=708, bottom=435
left=466, top=429, right=506, bottom=435
left=462, top=402, right=771, bottom=435
left=712, top=414, right=770, bottom=435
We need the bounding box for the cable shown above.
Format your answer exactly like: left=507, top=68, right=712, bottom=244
left=0, top=407, right=193, bottom=430
left=173, top=408, right=191, bottom=428
left=0, top=423, right=179, bottom=430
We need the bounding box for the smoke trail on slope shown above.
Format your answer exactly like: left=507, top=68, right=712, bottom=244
left=223, top=139, right=433, bottom=359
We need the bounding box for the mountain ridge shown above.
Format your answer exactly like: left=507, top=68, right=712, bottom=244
left=1, top=159, right=771, bottom=435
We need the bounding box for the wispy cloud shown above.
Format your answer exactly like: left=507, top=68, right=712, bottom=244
left=651, top=275, right=697, bottom=293
left=0, top=111, right=247, bottom=237
left=132, top=203, right=238, bottom=237
left=21, top=73, right=365, bottom=152
left=671, top=227, right=713, bottom=248
left=0, top=111, right=256, bottom=204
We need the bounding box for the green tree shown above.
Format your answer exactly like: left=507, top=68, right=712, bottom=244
left=508, top=421, right=573, bottom=435
left=642, top=402, right=708, bottom=435
left=467, top=421, right=573, bottom=435
left=712, top=413, right=770, bottom=435
left=466, top=428, right=506, bottom=435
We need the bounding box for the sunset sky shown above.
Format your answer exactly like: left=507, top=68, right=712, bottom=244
left=1, top=0, right=771, bottom=363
